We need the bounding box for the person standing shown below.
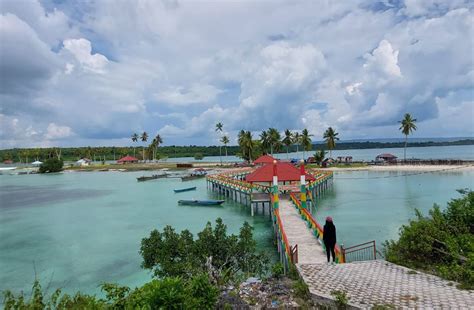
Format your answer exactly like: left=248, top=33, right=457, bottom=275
left=323, top=216, right=337, bottom=263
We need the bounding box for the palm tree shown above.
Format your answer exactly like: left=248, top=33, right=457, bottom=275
left=215, top=122, right=223, bottom=165
left=314, top=149, right=326, bottom=165
left=399, top=113, right=417, bottom=161
left=292, top=132, right=301, bottom=159
left=282, top=129, right=293, bottom=159
left=300, top=129, right=313, bottom=161
left=259, top=130, right=270, bottom=154
left=220, top=135, right=230, bottom=161
left=323, top=127, right=339, bottom=158
left=153, top=134, right=163, bottom=161
left=140, top=131, right=148, bottom=161
left=244, top=131, right=254, bottom=162
left=268, top=128, right=281, bottom=155
left=238, top=130, right=246, bottom=159
left=131, top=133, right=139, bottom=157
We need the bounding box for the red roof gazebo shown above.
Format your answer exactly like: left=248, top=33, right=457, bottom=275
left=245, top=162, right=315, bottom=183
left=117, top=155, right=139, bottom=164
left=253, top=154, right=277, bottom=165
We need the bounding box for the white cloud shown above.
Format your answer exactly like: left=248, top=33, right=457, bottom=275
left=63, top=38, right=109, bottom=73
left=45, top=123, right=74, bottom=140
left=363, top=40, right=402, bottom=78
left=154, top=84, right=222, bottom=106
left=0, top=0, right=472, bottom=147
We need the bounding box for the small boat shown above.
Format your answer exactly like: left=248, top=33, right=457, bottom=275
left=137, top=174, right=167, bottom=182
left=178, top=199, right=225, bottom=206
left=174, top=186, right=197, bottom=193
left=181, top=174, right=206, bottom=181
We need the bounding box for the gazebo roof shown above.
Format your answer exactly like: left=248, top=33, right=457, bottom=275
left=254, top=154, right=277, bottom=164
left=117, top=155, right=139, bottom=162
left=245, top=162, right=315, bottom=183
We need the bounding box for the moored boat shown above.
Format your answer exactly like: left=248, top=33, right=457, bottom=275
left=181, top=174, right=206, bottom=181
left=137, top=174, right=167, bottom=182
left=178, top=199, right=224, bottom=206
left=173, top=186, right=197, bottom=193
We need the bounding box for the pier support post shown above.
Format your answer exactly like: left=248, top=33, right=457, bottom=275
left=272, top=160, right=279, bottom=210
left=300, top=160, right=307, bottom=210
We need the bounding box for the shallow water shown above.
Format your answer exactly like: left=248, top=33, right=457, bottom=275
left=0, top=169, right=473, bottom=297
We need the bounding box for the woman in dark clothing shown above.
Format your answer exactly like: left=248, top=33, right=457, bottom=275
left=323, top=216, right=337, bottom=263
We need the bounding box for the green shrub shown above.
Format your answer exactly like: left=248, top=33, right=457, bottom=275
left=331, top=290, right=349, bottom=309
left=384, top=190, right=474, bottom=289
left=39, top=158, right=63, bottom=173
left=140, top=218, right=269, bottom=283
left=194, top=153, right=203, bottom=160
left=293, top=278, right=310, bottom=300
left=271, top=262, right=284, bottom=278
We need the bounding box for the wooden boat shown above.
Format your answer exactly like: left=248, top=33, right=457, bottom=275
left=178, top=199, right=225, bottom=206
left=136, top=174, right=167, bottom=182
left=181, top=174, right=206, bottom=181
left=173, top=186, right=197, bottom=193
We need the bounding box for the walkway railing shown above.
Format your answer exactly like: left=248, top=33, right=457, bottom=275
left=289, top=192, right=345, bottom=263
left=271, top=193, right=297, bottom=270
left=206, top=174, right=253, bottom=193
left=341, top=241, right=377, bottom=263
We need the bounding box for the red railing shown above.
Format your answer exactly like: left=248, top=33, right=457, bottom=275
left=271, top=193, right=297, bottom=265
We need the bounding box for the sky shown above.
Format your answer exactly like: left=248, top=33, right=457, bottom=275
left=0, top=0, right=473, bottom=148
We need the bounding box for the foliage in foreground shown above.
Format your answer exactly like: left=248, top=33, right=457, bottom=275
left=3, top=219, right=268, bottom=309
left=38, top=158, right=63, bottom=173
left=3, top=274, right=218, bottom=310
left=384, top=190, right=474, bottom=289
left=140, top=218, right=269, bottom=284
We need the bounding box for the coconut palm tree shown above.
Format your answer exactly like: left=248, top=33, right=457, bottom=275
left=238, top=129, right=246, bottom=155
left=292, top=132, right=301, bottom=159
left=220, top=135, right=230, bottom=161
left=282, top=129, right=293, bottom=159
left=323, top=127, right=339, bottom=159
left=151, top=134, right=163, bottom=161
left=131, top=133, right=139, bottom=157
left=268, top=128, right=281, bottom=155
left=244, top=131, right=254, bottom=162
left=140, top=131, right=148, bottom=161
left=399, top=113, right=417, bottom=161
left=300, top=129, right=313, bottom=161
left=215, top=122, right=223, bottom=165
left=314, top=149, right=326, bottom=165
left=259, top=130, right=271, bottom=154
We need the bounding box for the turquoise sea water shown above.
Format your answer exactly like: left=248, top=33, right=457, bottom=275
left=0, top=168, right=473, bottom=297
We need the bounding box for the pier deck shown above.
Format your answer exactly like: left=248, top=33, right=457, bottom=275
left=279, top=197, right=327, bottom=264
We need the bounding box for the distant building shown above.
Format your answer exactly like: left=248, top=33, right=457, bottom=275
left=3, top=160, right=13, bottom=164
left=117, top=155, right=139, bottom=164
left=337, top=156, right=353, bottom=163
left=76, top=158, right=92, bottom=166
left=375, top=153, right=397, bottom=162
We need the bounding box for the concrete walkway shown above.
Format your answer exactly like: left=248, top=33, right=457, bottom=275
left=278, top=198, right=327, bottom=264
left=298, top=261, right=474, bottom=309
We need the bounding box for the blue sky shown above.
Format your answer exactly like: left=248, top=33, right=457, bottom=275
left=0, top=0, right=473, bottom=148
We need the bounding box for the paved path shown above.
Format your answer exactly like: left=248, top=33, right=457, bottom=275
left=298, top=261, right=474, bottom=309
left=279, top=198, right=327, bottom=264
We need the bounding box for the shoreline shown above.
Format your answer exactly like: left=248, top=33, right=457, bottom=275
left=59, top=163, right=474, bottom=173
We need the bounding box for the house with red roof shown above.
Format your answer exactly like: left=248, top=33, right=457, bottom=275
left=117, top=155, right=139, bottom=164
left=245, top=161, right=315, bottom=185
left=253, top=154, right=277, bottom=165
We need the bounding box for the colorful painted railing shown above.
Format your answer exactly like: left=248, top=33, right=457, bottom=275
left=289, top=192, right=345, bottom=263
left=306, top=169, right=333, bottom=191
left=206, top=174, right=253, bottom=193
left=271, top=193, right=297, bottom=266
